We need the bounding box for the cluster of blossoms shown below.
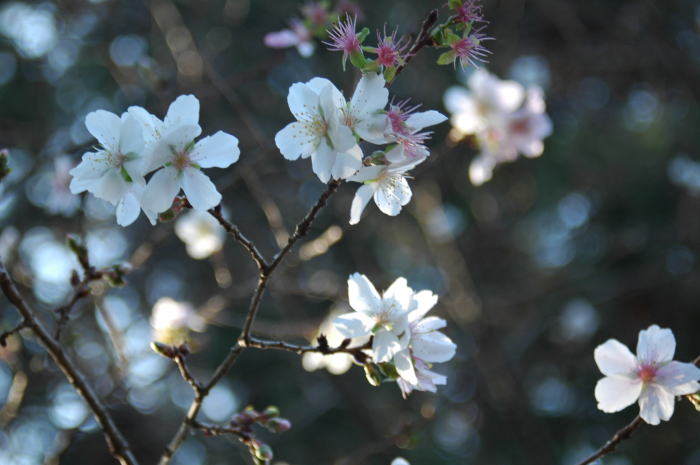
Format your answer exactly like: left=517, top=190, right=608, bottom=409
left=333, top=273, right=456, bottom=398
left=594, top=325, right=700, bottom=425
left=69, top=95, right=240, bottom=226
left=264, top=0, right=362, bottom=58
left=275, top=72, right=446, bottom=224
left=443, top=69, right=552, bottom=185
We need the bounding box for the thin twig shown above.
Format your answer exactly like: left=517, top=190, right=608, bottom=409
left=575, top=354, right=700, bottom=465
left=0, top=320, right=27, bottom=346
left=246, top=335, right=371, bottom=358
left=391, top=9, right=439, bottom=84
left=209, top=204, right=269, bottom=272
left=0, top=265, right=139, bottom=465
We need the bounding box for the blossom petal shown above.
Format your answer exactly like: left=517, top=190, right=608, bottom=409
left=331, top=145, right=362, bottom=180
left=443, top=86, right=475, bottom=115
left=264, top=29, right=300, bottom=48
left=311, top=141, right=335, bottom=183
left=412, top=332, right=456, bottom=363
left=287, top=82, right=320, bottom=121
left=349, top=184, right=375, bottom=225
left=594, top=339, right=638, bottom=377
left=93, top=170, right=127, bottom=204
left=469, top=154, right=496, bottom=186
left=638, top=384, right=675, bottom=425
left=69, top=152, right=109, bottom=194
left=333, top=312, right=375, bottom=338
left=408, top=290, right=438, bottom=321
left=375, top=175, right=411, bottom=216
left=655, top=361, right=700, bottom=395
left=86, top=110, right=122, bottom=152
left=384, top=277, right=412, bottom=309
left=637, top=325, right=676, bottom=366
left=394, top=350, right=417, bottom=385
left=118, top=114, right=145, bottom=159
left=142, top=166, right=181, bottom=213
left=190, top=131, right=240, bottom=168
left=412, top=316, right=446, bottom=333
left=275, top=122, right=318, bottom=161
left=373, top=330, right=402, bottom=363
left=116, top=191, right=141, bottom=226
left=405, top=110, right=447, bottom=131
left=350, top=73, right=388, bottom=120
left=594, top=375, right=643, bottom=413
left=182, top=168, right=221, bottom=211
left=347, top=273, right=381, bottom=313
left=349, top=165, right=384, bottom=183
left=164, top=95, right=200, bottom=129
left=311, top=77, right=345, bottom=110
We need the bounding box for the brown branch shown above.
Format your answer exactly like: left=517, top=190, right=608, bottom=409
left=0, top=265, right=139, bottom=465
left=391, top=9, right=439, bottom=84
left=245, top=335, right=371, bottom=359
left=575, top=354, right=700, bottom=465
left=209, top=204, right=268, bottom=271
left=0, top=320, right=27, bottom=346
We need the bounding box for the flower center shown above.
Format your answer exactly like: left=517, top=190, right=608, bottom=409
left=638, top=365, right=656, bottom=383
left=173, top=150, right=191, bottom=171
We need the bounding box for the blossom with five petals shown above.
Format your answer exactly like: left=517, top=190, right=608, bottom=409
left=594, top=324, right=700, bottom=425
left=275, top=77, right=361, bottom=183
left=69, top=110, right=154, bottom=226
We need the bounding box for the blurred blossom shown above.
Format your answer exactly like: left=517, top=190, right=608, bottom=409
left=557, top=192, right=591, bottom=229
left=49, top=383, right=89, bottom=429
left=150, top=297, right=205, bottom=345
left=127, top=353, right=168, bottom=388
left=444, top=68, right=552, bottom=185
left=110, top=34, right=148, bottom=67
left=26, top=155, right=80, bottom=216
left=433, top=410, right=475, bottom=452
left=391, top=458, right=410, bottom=465
left=508, top=55, right=550, bottom=89
left=425, top=203, right=466, bottom=242
left=668, top=155, right=700, bottom=194
left=0, top=226, right=19, bottom=262
left=128, top=383, right=167, bottom=413
left=0, top=51, right=17, bottom=85
left=557, top=299, right=599, bottom=342
left=623, top=88, right=659, bottom=131
left=19, top=228, right=78, bottom=303
left=202, top=383, right=238, bottom=422
left=264, top=19, right=315, bottom=57
left=172, top=438, right=206, bottom=465
left=530, top=376, right=573, bottom=416
left=46, top=39, right=80, bottom=77
left=174, top=209, right=225, bottom=260
left=86, top=228, right=128, bottom=267
left=0, top=2, right=58, bottom=58
left=302, top=309, right=357, bottom=375
left=97, top=295, right=135, bottom=332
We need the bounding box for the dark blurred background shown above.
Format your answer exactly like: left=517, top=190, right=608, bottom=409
left=1, top=0, right=700, bottom=464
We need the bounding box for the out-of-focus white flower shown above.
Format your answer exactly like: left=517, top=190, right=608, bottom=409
left=594, top=324, right=700, bottom=425
left=275, top=77, right=361, bottom=183
left=44, top=156, right=81, bottom=216
left=150, top=297, right=206, bottom=345
left=139, top=95, right=239, bottom=214
left=443, top=68, right=551, bottom=186
left=394, top=288, right=456, bottom=398
left=348, top=147, right=425, bottom=225
left=264, top=19, right=315, bottom=57
left=174, top=209, right=225, bottom=259
left=334, top=273, right=413, bottom=363
left=302, top=309, right=360, bottom=375
left=391, top=458, right=410, bottom=465
left=69, top=110, right=154, bottom=226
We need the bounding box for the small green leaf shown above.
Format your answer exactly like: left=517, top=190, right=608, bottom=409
left=349, top=49, right=367, bottom=69
left=437, top=50, right=456, bottom=66
left=357, top=26, right=370, bottom=43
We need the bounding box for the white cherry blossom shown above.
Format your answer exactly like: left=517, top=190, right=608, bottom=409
left=334, top=273, right=413, bottom=363
left=594, top=324, right=700, bottom=425
left=69, top=110, right=155, bottom=226
left=141, top=125, right=240, bottom=214
left=174, top=209, right=225, bottom=259
left=275, top=77, right=361, bottom=183
left=394, top=288, right=456, bottom=398
left=348, top=146, right=425, bottom=225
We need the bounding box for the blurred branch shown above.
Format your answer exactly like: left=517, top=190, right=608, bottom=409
left=0, top=320, right=27, bottom=347
left=0, top=265, right=140, bottom=465
left=574, top=355, right=700, bottom=465
left=391, top=9, right=439, bottom=84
